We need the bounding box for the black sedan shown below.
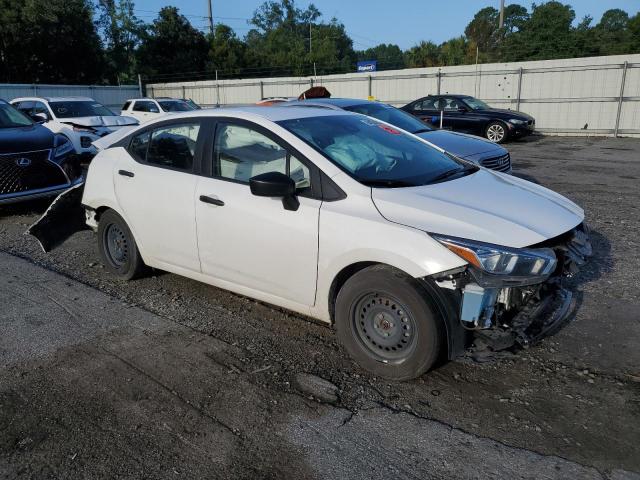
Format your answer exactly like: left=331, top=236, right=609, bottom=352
left=0, top=99, right=81, bottom=204
left=285, top=98, right=512, bottom=173
left=401, top=95, right=535, bottom=144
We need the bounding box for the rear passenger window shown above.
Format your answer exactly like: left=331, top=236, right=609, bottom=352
left=129, top=131, right=150, bottom=162
left=122, top=101, right=131, bottom=111
left=129, top=123, right=200, bottom=171
left=147, top=124, right=200, bottom=170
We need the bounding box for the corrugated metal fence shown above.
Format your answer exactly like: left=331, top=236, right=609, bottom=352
left=148, top=54, right=640, bottom=137
left=0, top=84, right=140, bottom=110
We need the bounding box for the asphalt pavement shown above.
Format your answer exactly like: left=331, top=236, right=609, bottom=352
left=1, top=135, right=639, bottom=479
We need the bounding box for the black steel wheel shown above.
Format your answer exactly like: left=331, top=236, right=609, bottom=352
left=485, top=121, right=507, bottom=143
left=335, top=265, right=443, bottom=381
left=352, top=293, right=418, bottom=363
left=97, top=209, right=147, bottom=280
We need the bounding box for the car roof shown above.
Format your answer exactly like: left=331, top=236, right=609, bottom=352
left=148, top=105, right=350, bottom=123
left=12, top=96, right=96, bottom=102
left=287, top=98, right=369, bottom=109
left=427, top=94, right=472, bottom=99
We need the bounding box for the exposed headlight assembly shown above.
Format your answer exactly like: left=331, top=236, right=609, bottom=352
left=508, top=118, right=526, bottom=125
left=52, top=134, right=74, bottom=161
left=432, top=234, right=557, bottom=287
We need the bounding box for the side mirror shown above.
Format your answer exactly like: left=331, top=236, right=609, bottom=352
left=31, top=112, right=48, bottom=123
left=250, top=171, right=299, bottom=211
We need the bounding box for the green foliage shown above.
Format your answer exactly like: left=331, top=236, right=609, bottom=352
left=0, top=0, right=104, bottom=83
left=0, top=0, right=638, bottom=85
left=96, top=0, right=144, bottom=83
left=136, top=7, right=209, bottom=77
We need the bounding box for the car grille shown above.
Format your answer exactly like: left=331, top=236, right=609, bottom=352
left=481, top=153, right=511, bottom=173
left=0, top=150, right=69, bottom=196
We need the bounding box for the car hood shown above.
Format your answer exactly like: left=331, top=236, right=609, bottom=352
left=59, top=115, right=138, bottom=128
left=0, top=124, right=53, bottom=154
left=417, top=130, right=505, bottom=159
left=371, top=169, right=584, bottom=248
left=479, top=108, right=534, bottom=121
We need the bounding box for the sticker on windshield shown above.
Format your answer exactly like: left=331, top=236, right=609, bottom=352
left=377, top=124, right=401, bottom=135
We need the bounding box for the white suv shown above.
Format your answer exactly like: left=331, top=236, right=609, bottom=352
left=120, top=97, right=196, bottom=123
left=51, top=106, right=590, bottom=380
left=11, top=97, right=138, bottom=157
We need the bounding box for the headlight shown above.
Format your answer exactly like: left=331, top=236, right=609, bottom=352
left=52, top=135, right=74, bottom=160
left=508, top=119, right=526, bottom=125
left=432, top=234, right=557, bottom=287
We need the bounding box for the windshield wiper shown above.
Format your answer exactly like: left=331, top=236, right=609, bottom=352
left=412, top=128, right=433, bottom=134
left=361, top=179, right=415, bottom=188
left=428, top=166, right=477, bottom=184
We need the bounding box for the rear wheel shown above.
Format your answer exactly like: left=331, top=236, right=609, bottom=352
left=97, top=209, right=147, bottom=280
left=485, top=121, right=507, bottom=143
left=335, top=265, right=442, bottom=381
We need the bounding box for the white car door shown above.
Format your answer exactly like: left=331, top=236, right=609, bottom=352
left=194, top=121, right=321, bottom=306
left=113, top=120, right=203, bottom=271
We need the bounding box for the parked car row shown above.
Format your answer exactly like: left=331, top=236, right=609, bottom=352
left=29, top=102, right=588, bottom=381
left=0, top=96, right=199, bottom=204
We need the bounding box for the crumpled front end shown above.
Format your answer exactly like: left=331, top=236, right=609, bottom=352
left=432, top=224, right=592, bottom=358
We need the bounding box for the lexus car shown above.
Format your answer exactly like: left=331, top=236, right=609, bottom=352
left=0, top=99, right=80, bottom=204
left=33, top=106, right=590, bottom=380
left=10, top=96, right=138, bottom=158
left=284, top=98, right=512, bottom=173
left=402, top=94, right=535, bottom=144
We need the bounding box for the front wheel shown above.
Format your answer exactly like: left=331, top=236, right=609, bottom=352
left=97, top=209, right=147, bottom=280
left=335, top=265, right=443, bottom=381
left=485, top=121, right=508, bottom=143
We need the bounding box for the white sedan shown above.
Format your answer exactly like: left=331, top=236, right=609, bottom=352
left=78, top=106, right=590, bottom=380
left=11, top=96, right=138, bottom=157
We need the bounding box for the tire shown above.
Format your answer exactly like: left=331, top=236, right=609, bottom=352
left=334, top=265, right=443, bottom=381
left=97, top=209, right=147, bottom=280
left=485, top=121, right=508, bottom=143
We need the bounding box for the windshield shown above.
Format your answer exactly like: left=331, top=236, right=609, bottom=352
left=159, top=100, right=195, bottom=112
left=278, top=115, right=475, bottom=187
left=0, top=102, right=33, bottom=128
left=49, top=101, right=114, bottom=118
left=463, top=97, right=491, bottom=110
left=344, top=102, right=433, bottom=134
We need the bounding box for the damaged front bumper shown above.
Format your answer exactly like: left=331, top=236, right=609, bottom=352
left=433, top=224, right=592, bottom=355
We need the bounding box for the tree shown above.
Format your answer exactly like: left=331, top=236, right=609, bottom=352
left=356, top=44, right=405, bottom=69
left=501, top=1, right=580, bottom=61
left=594, top=9, right=632, bottom=55
left=404, top=41, right=441, bottom=68
left=0, top=0, right=104, bottom=83
left=439, top=36, right=471, bottom=66
left=245, top=0, right=355, bottom=76
left=207, top=24, right=248, bottom=75
left=137, top=7, right=209, bottom=78
left=465, top=7, right=499, bottom=62
left=96, top=0, right=145, bottom=84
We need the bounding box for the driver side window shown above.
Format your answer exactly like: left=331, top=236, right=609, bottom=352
left=213, top=123, right=311, bottom=191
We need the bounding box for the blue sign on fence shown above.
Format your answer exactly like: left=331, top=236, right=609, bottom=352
left=357, top=60, right=377, bottom=73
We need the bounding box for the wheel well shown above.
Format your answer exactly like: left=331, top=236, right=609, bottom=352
left=94, top=206, right=111, bottom=222
left=328, top=262, right=378, bottom=324
left=328, top=262, right=463, bottom=362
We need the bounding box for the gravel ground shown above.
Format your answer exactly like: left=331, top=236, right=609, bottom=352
left=0, top=135, right=639, bottom=478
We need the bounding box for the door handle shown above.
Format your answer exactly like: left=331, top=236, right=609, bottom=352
left=118, top=170, right=134, bottom=177
left=199, top=195, right=225, bottom=206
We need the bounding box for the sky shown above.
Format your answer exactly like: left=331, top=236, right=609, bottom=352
left=131, top=0, right=640, bottom=50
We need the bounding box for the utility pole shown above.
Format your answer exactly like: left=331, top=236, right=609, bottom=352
left=499, top=0, right=505, bottom=28
left=207, top=0, right=214, bottom=35
left=309, top=23, right=312, bottom=53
